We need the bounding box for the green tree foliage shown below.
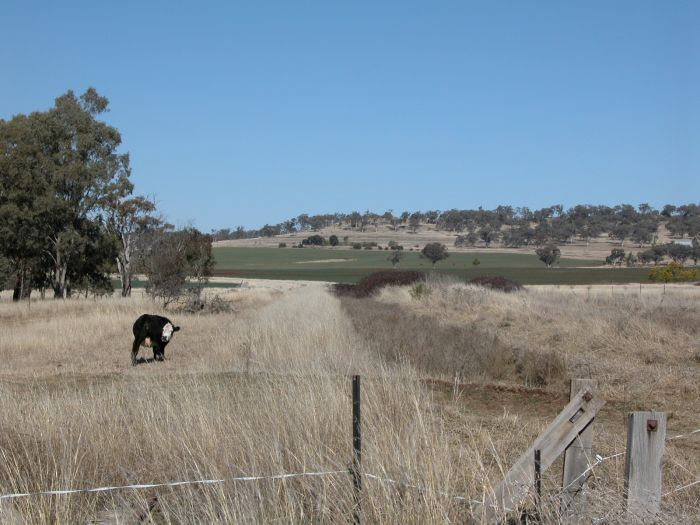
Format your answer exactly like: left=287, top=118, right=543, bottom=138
left=691, top=239, right=700, bottom=265
left=408, top=212, right=421, bottom=233
left=387, top=250, right=405, bottom=268
left=0, top=88, right=135, bottom=299
left=0, top=256, right=12, bottom=291
left=606, top=248, right=626, bottom=267
left=638, top=246, right=666, bottom=265
left=329, top=235, right=339, bottom=246
left=421, top=243, right=449, bottom=266
left=479, top=226, right=499, bottom=247
left=666, top=243, right=692, bottom=264
left=648, top=262, right=699, bottom=283
left=535, top=244, right=561, bottom=268
left=301, top=235, right=325, bottom=246
left=106, top=195, right=159, bottom=297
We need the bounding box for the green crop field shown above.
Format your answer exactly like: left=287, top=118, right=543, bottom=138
left=212, top=247, right=653, bottom=285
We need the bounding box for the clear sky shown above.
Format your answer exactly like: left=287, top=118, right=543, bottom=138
left=1, top=1, right=698, bottom=230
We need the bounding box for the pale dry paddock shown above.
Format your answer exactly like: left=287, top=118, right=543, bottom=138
left=0, top=283, right=698, bottom=523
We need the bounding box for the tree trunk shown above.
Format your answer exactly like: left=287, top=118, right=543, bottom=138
left=53, top=264, right=68, bottom=298
left=117, top=253, right=131, bottom=297
left=12, top=263, right=32, bottom=301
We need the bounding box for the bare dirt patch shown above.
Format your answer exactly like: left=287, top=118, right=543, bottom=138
left=294, top=258, right=355, bottom=264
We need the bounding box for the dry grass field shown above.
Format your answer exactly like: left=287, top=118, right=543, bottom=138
left=0, top=281, right=698, bottom=523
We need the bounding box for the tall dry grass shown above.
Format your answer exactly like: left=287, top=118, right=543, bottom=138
left=0, top=284, right=698, bottom=523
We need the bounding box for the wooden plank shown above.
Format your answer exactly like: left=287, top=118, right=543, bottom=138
left=624, top=411, right=666, bottom=522
left=478, top=387, right=605, bottom=521
left=560, top=379, right=597, bottom=523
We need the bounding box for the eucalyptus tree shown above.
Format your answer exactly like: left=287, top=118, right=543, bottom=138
left=0, top=88, right=134, bottom=299
left=106, top=195, right=159, bottom=297
left=39, top=89, right=131, bottom=297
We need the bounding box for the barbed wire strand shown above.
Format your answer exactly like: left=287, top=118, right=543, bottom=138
left=668, top=428, right=700, bottom=441
left=0, top=470, right=347, bottom=501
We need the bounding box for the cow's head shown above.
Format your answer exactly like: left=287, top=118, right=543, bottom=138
left=161, top=322, right=181, bottom=342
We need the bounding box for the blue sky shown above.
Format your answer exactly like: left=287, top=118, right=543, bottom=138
left=1, top=1, right=698, bottom=230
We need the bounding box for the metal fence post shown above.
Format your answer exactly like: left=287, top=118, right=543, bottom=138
left=534, top=448, right=542, bottom=519
left=352, top=375, right=362, bottom=525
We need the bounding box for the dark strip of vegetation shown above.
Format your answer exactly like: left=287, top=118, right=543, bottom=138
left=333, top=270, right=426, bottom=297
left=213, top=266, right=654, bottom=285
left=468, top=276, right=523, bottom=293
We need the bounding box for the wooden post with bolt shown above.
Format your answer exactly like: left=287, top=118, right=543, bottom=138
left=624, top=411, right=666, bottom=522
left=561, top=379, right=598, bottom=522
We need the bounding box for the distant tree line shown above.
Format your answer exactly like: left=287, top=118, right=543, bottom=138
left=604, top=240, right=700, bottom=268
left=212, top=204, right=700, bottom=249
left=0, top=89, right=213, bottom=302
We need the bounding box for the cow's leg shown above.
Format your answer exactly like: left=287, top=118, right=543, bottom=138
left=153, top=344, right=163, bottom=362
left=131, top=339, right=140, bottom=366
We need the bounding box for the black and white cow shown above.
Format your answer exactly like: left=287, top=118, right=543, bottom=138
left=131, top=314, right=180, bottom=365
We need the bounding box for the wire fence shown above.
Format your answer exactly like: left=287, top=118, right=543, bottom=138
left=0, top=385, right=697, bottom=523
left=0, top=470, right=348, bottom=501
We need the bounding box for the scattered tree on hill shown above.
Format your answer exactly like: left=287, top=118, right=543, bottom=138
left=301, top=235, right=325, bottom=246
left=642, top=245, right=667, bottom=265
left=691, top=239, right=700, bottom=265
left=421, top=243, right=449, bottom=267
left=329, top=235, right=339, bottom=247
left=408, top=213, right=421, bottom=233
left=388, top=250, right=405, bottom=268
left=479, top=226, right=499, bottom=247
left=667, top=244, right=692, bottom=264
left=536, top=244, right=560, bottom=268
left=606, top=248, right=626, bottom=267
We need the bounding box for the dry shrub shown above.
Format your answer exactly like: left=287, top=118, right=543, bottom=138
left=177, top=291, right=234, bottom=314
left=468, top=275, right=523, bottom=293
left=516, top=349, right=566, bottom=387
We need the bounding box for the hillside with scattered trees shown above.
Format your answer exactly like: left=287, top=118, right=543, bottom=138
left=211, top=204, right=700, bottom=249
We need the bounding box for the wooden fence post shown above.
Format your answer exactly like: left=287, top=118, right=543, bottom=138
left=561, top=378, right=597, bottom=522
left=624, top=411, right=666, bottom=522
left=479, top=387, right=605, bottom=521
left=351, top=375, right=362, bottom=525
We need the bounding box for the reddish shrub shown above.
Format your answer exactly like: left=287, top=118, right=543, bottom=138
left=468, top=276, right=523, bottom=293
left=333, top=270, right=426, bottom=297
